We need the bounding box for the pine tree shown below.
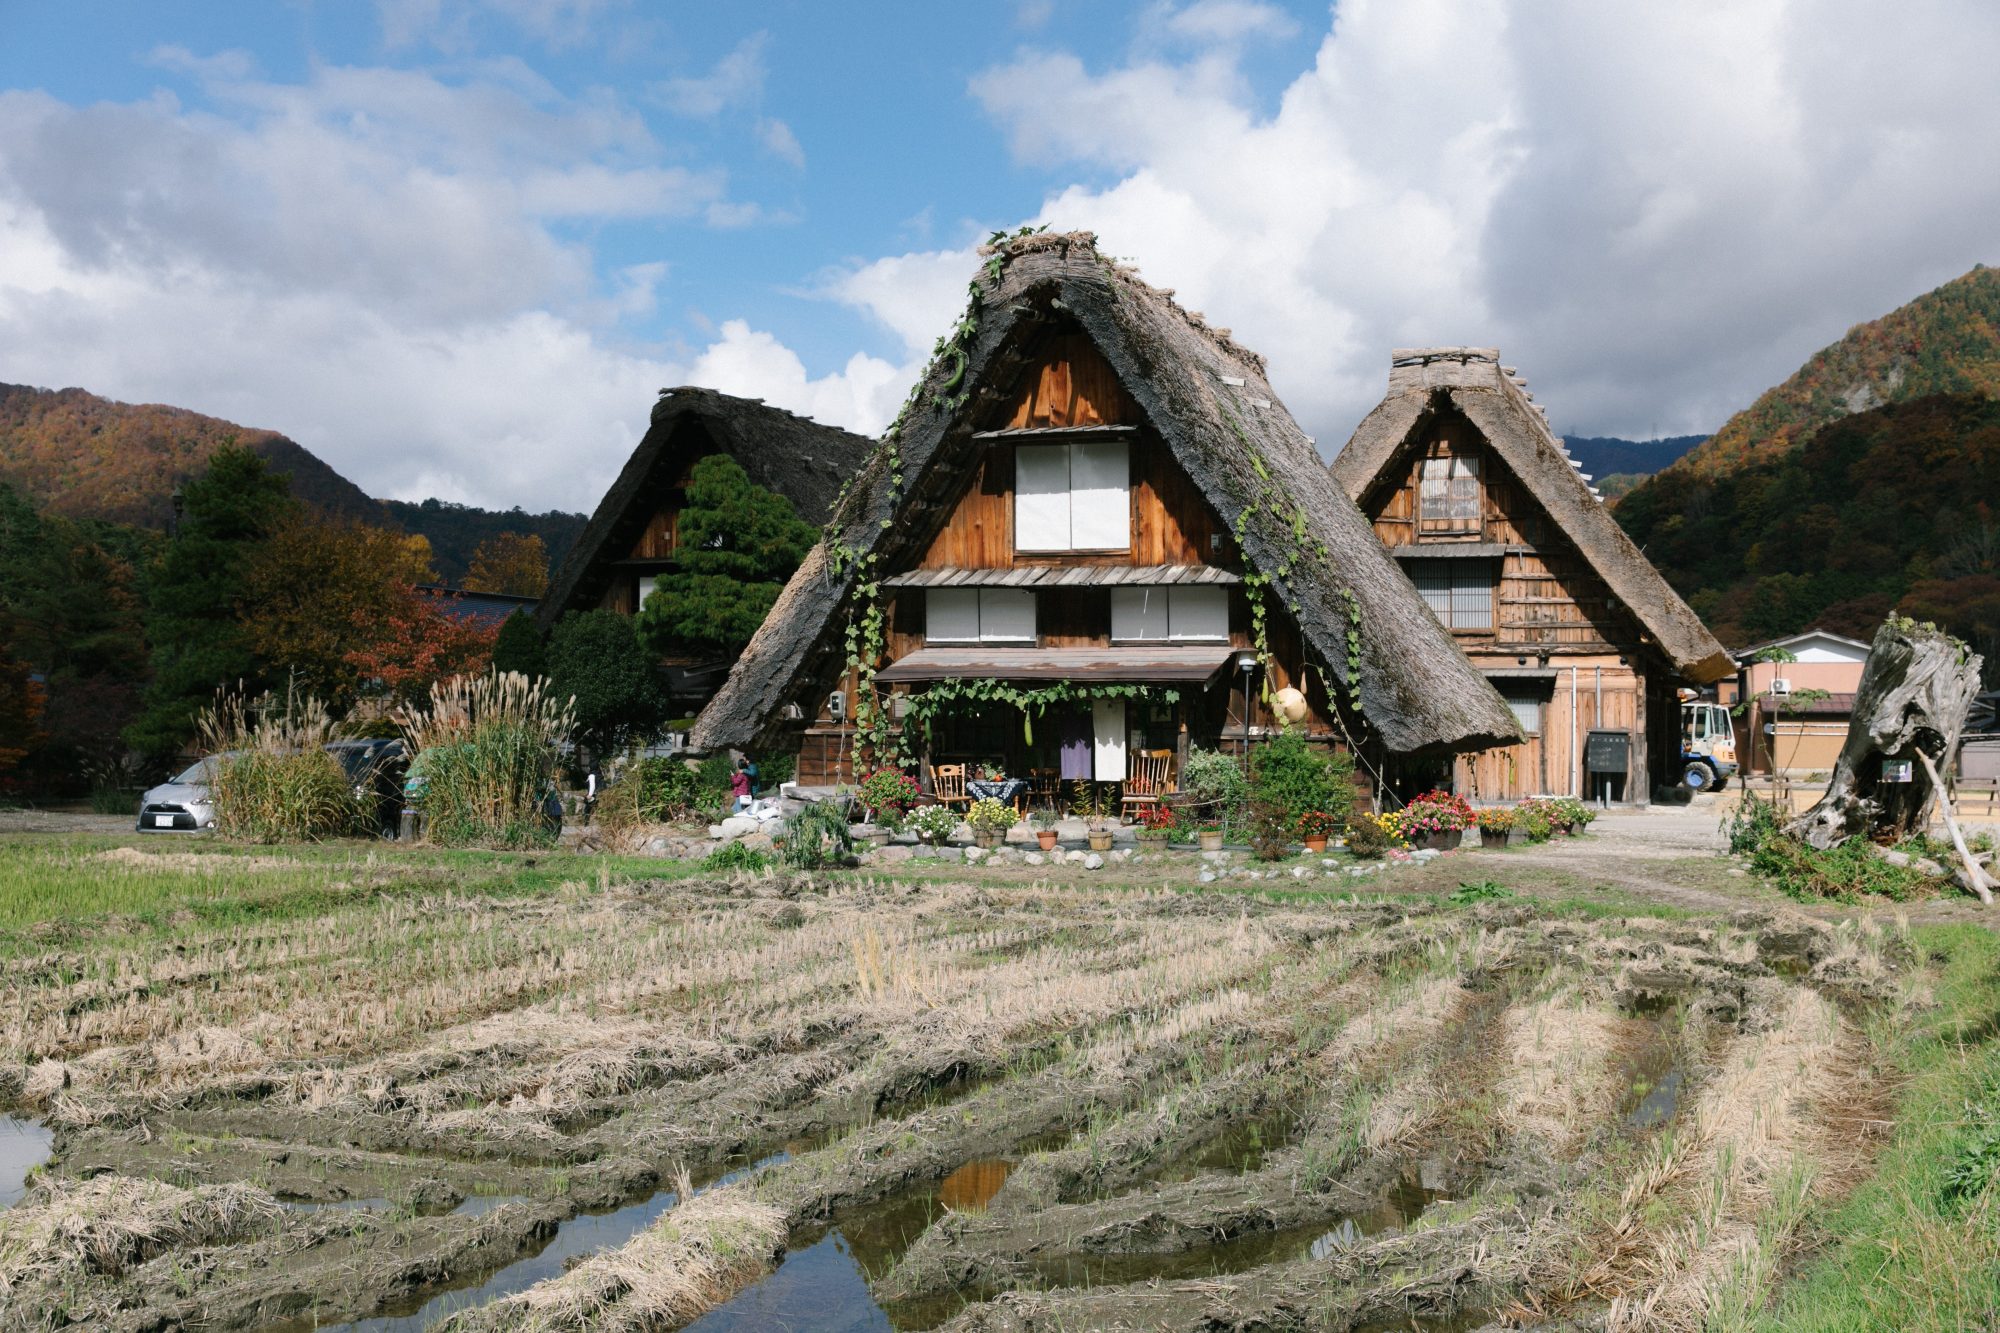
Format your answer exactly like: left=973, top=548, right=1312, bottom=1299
left=547, top=609, right=665, bottom=756
left=491, top=609, right=547, bottom=679
left=126, top=445, right=296, bottom=759
left=635, top=456, right=816, bottom=659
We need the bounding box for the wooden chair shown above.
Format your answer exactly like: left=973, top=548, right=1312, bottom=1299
left=1027, top=767, right=1061, bottom=813
left=929, top=762, right=971, bottom=810
left=1121, top=750, right=1175, bottom=820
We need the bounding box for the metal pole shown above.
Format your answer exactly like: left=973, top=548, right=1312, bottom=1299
left=1570, top=666, right=1580, bottom=798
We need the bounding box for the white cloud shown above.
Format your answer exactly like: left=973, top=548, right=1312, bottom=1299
left=964, top=0, right=2000, bottom=445
left=654, top=32, right=768, bottom=118
left=376, top=0, right=632, bottom=54
left=0, top=58, right=902, bottom=512
left=758, top=117, right=805, bottom=168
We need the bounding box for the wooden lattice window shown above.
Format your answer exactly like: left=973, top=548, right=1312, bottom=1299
left=1418, top=453, right=1481, bottom=536
left=1407, top=559, right=1495, bottom=630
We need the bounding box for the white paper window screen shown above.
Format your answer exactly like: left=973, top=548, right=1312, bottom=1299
left=1406, top=560, right=1494, bottom=629
left=978, top=589, right=1037, bottom=643
left=1015, top=445, right=1071, bottom=552
left=1167, top=585, right=1228, bottom=641
left=1069, top=441, right=1130, bottom=549
left=927, top=588, right=1036, bottom=643
left=1015, top=442, right=1129, bottom=551
left=1501, top=686, right=1544, bottom=736
left=927, top=588, right=981, bottom=642
left=1111, top=587, right=1169, bottom=641
left=1419, top=455, right=1480, bottom=532
left=637, top=575, right=657, bottom=609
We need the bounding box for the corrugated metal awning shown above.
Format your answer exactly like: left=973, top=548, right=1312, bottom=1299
left=1481, top=668, right=1558, bottom=680
left=1388, top=543, right=1520, bottom=561
left=876, top=646, right=1237, bottom=684
left=881, top=564, right=1241, bottom=589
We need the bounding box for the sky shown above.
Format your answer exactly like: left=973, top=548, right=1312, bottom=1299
left=3, top=0, right=1999, bottom=514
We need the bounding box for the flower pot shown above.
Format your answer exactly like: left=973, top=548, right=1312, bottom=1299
left=974, top=830, right=1000, bottom=849
left=1036, top=829, right=1059, bottom=851
left=1479, top=829, right=1509, bottom=849
left=1088, top=831, right=1115, bottom=853
left=1555, top=822, right=1576, bottom=837
left=1198, top=831, right=1224, bottom=852
left=1302, top=835, right=1328, bottom=854
left=1414, top=829, right=1463, bottom=852
left=863, top=830, right=891, bottom=849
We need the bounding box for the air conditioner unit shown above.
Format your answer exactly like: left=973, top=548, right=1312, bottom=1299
left=1769, top=678, right=1792, bottom=696
left=828, top=690, right=847, bottom=721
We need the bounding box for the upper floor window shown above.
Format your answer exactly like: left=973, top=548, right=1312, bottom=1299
left=927, top=588, right=1037, bottom=645
left=1016, top=441, right=1130, bottom=552
left=1110, top=585, right=1230, bottom=643
left=1418, top=454, right=1480, bottom=536
left=1406, top=559, right=1494, bottom=630
left=1499, top=682, right=1546, bottom=736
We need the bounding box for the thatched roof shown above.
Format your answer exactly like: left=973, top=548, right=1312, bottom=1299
left=1330, top=349, right=1735, bottom=685
left=538, top=386, right=873, bottom=629
left=692, top=232, right=1520, bottom=757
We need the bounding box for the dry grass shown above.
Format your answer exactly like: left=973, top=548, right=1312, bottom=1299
left=1496, top=990, right=1626, bottom=1151
left=0, top=1175, right=279, bottom=1291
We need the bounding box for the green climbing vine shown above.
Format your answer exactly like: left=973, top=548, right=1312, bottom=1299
left=901, top=678, right=1182, bottom=748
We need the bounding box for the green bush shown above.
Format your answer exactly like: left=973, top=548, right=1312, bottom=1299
left=197, top=687, right=366, bottom=843
left=1344, top=814, right=1389, bottom=858
left=626, top=755, right=733, bottom=823
left=703, top=840, right=772, bottom=873
left=1726, top=792, right=1939, bottom=902
left=781, top=800, right=852, bottom=869
left=757, top=752, right=796, bottom=789
left=1246, top=797, right=1293, bottom=862
left=399, top=671, right=573, bottom=849
left=1181, top=747, right=1249, bottom=829
left=1248, top=732, right=1353, bottom=834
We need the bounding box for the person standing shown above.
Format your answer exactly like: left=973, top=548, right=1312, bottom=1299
left=730, top=758, right=753, bottom=813
left=584, top=767, right=599, bottom=825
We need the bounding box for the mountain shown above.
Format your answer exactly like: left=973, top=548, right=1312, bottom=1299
left=1614, top=393, right=2000, bottom=667
left=0, top=382, right=584, bottom=583
left=1656, top=264, right=2000, bottom=482
left=1561, top=434, right=1706, bottom=480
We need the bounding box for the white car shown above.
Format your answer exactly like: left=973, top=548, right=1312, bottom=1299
left=136, top=756, right=221, bottom=832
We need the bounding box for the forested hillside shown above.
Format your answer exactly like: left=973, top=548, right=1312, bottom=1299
left=0, top=382, right=582, bottom=582
left=1561, top=434, right=1705, bottom=501
left=1615, top=393, right=2000, bottom=674
left=1653, top=264, right=2000, bottom=481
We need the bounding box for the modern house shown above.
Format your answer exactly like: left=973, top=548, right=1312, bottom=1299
left=692, top=232, right=1519, bottom=790
left=1332, top=348, right=1733, bottom=802
left=1727, top=629, right=1871, bottom=776
left=538, top=386, right=874, bottom=707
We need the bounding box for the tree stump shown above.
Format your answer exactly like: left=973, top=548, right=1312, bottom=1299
left=1786, top=616, right=1983, bottom=850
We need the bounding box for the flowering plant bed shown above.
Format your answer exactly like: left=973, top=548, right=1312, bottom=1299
left=1401, top=790, right=1475, bottom=835
left=966, top=798, right=1017, bottom=837
left=909, top=804, right=958, bottom=846
left=856, top=768, right=921, bottom=823
left=1296, top=809, right=1342, bottom=839
left=1474, top=807, right=1515, bottom=832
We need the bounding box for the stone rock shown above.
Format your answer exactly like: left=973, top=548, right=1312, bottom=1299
left=706, top=824, right=725, bottom=839
left=964, top=846, right=988, bottom=863
left=1064, top=850, right=1088, bottom=865
left=1055, top=817, right=1090, bottom=840
left=740, top=833, right=776, bottom=854
left=1291, top=866, right=1309, bottom=878
left=1108, top=849, right=1131, bottom=864
left=1022, top=852, right=1045, bottom=866
left=876, top=845, right=914, bottom=864
left=1083, top=853, right=1105, bottom=870
left=1199, top=869, right=1217, bottom=883
left=1004, top=824, right=1037, bottom=846
left=716, top=815, right=760, bottom=840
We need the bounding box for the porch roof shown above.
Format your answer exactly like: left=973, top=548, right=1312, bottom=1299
left=881, top=564, right=1241, bottom=589
left=874, top=645, right=1237, bottom=684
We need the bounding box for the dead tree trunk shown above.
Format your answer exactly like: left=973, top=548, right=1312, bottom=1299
left=1787, top=616, right=1983, bottom=850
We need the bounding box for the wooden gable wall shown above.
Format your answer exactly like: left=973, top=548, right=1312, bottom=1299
left=914, top=334, right=1232, bottom=571
left=1360, top=406, right=1646, bottom=658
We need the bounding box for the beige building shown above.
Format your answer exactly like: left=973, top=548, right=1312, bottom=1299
left=1731, top=630, right=1869, bottom=775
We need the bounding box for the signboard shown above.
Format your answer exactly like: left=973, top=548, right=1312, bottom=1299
left=1584, top=730, right=1631, bottom=774
left=1881, top=758, right=1914, bottom=784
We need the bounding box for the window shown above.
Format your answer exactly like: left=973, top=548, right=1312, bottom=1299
left=927, top=588, right=1037, bottom=644
left=1110, top=585, right=1230, bottom=642
left=637, top=575, right=657, bottom=609
left=1418, top=454, right=1480, bottom=535
left=1407, top=559, right=1495, bottom=630
left=1500, top=683, right=1545, bottom=736
left=1016, top=441, right=1130, bottom=551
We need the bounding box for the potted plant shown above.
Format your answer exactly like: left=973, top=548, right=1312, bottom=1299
left=966, top=797, right=1016, bottom=849
left=1398, top=790, right=1474, bottom=851
left=910, top=803, right=958, bottom=848
left=1030, top=809, right=1060, bottom=851
left=1515, top=799, right=1554, bottom=844
left=1474, top=806, right=1514, bottom=848
left=1297, top=809, right=1339, bottom=854
left=1135, top=804, right=1174, bottom=846
left=855, top=767, right=921, bottom=828
left=1197, top=823, right=1225, bottom=852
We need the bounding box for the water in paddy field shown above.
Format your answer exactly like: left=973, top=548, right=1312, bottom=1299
left=0, top=1114, right=53, bottom=1209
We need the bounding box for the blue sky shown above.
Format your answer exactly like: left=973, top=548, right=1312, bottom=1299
left=3, top=1, right=1998, bottom=510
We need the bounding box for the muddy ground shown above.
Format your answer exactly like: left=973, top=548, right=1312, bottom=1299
left=0, top=820, right=1942, bottom=1331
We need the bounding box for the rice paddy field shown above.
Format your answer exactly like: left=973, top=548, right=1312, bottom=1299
left=1, top=829, right=1997, bottom=1332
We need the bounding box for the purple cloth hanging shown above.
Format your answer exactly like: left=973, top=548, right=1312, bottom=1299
left=1058, top=712, right=1092, bottom=781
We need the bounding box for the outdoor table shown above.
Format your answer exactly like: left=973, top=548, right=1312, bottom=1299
left=966, top=777, right=1029, bottom=805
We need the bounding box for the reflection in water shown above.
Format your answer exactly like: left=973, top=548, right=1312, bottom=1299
left=938, top=1159, right=1011, bottom=1213
left=0, top=1115, right=53, bottom=1209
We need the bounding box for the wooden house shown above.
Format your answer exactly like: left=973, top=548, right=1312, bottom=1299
left=1332, top=348, right=1734, bottom=802
left=538, top=386, right=873, bottom=706
left=692, top=233, right=1519, bottom=789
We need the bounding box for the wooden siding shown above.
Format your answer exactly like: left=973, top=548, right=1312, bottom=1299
left=1364, top=410, right=1640, bottom=657
left=1452, top=655, right=1641, bottom=801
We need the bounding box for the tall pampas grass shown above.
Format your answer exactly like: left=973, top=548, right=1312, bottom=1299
left=396, top=671, right=575, bottom=847
left=195, top=683, right=364, bottom=843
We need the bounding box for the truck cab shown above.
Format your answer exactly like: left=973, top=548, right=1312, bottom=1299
left=1679, top=697, right=1738, bottom=791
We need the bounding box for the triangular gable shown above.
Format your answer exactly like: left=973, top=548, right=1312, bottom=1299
left=693, top=233, right=1521, bottom=756
left=1331, top=349, right=1734, bottom=684
left=538, top=386, right=873, bottom=628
